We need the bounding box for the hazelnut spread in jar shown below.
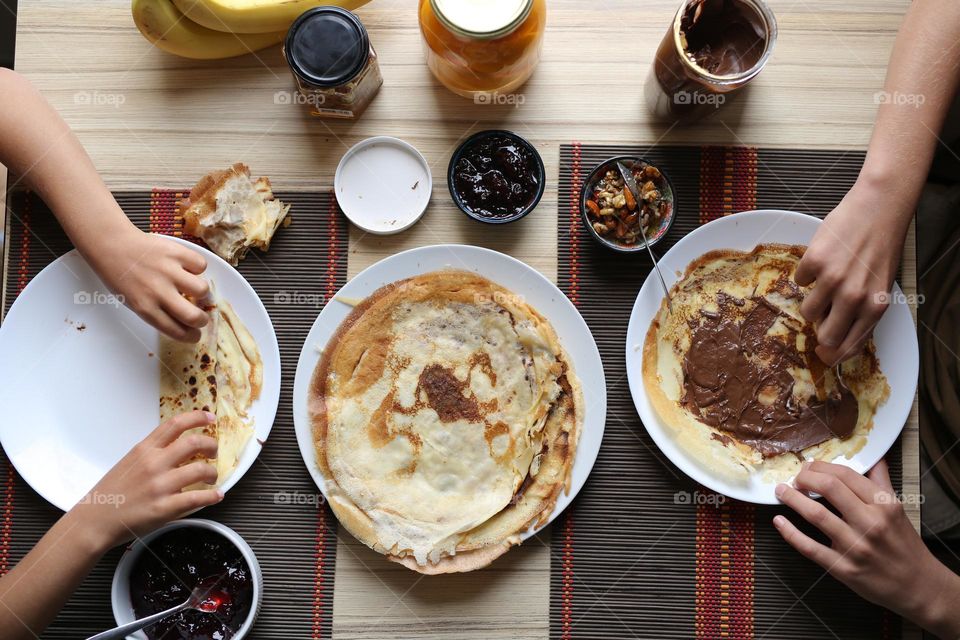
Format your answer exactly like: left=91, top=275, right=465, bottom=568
left=283, top=7, right=383, bottom=119
left=419, top=0, right=546, bottom=100
left=645, top=0, right=777, bottom=121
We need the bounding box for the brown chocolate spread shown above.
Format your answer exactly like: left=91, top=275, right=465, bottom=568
left=681, top=293, right=859, bottom=457
left=680, top=0, right=766, bottom=75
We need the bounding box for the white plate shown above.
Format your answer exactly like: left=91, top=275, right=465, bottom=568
left=293, top=244, right=606, bottom=541
left=625, top=210, right=918, bottom=504
left=0, top=236, right=280, bottom=511
left=334, top=136, right=432, bottom=235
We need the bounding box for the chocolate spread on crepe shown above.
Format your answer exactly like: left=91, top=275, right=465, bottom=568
left=681, top=292, right=859, bottom=457
left=680, top=0, right=766, bottom=75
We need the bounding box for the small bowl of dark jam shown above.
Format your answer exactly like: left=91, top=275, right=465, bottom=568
left=112, top=519, right=262, bottom=640
left=448, top=130, right=545, bottom=224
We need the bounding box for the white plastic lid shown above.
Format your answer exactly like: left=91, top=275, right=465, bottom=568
left=334, top=137, right=432, bottom=235
left=432, top=0, right=532, bottom=38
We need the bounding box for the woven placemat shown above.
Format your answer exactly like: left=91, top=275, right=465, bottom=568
left=551, top=144, right=904, bottom=640
left=1, top=189, right=347, bottom=638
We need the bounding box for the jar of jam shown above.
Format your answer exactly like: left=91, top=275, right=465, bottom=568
left=283, top=7, right=383, bottom=119
left=645, top=0, right=777, bottom=122
left=418, top=0, right=546, bottom=100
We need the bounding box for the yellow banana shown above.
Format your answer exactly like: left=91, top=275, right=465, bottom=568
left=132, top=0, right=285, bottom=59
left=171, top=0, right=372, bottom=34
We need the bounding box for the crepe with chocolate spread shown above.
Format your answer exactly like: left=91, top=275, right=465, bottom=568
left=642, top=244, right=889, bottom=481
left=310, top=270, right=583, bottom=573
left=159, top=292, right=262, bottom=487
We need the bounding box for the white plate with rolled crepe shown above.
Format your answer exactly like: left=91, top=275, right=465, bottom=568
left=0, top=236, right=280, bottom=511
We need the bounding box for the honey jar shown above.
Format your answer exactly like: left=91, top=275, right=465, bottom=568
left=418, top=0, right=546, bottom=100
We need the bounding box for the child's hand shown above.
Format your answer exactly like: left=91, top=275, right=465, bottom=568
left=774, top=460, right=960, bottom=639
left=794, top=181, right=909, bottom=365
left=87, top=228, right=211, bottom=342
left=68, top=411, right=223, bottom=552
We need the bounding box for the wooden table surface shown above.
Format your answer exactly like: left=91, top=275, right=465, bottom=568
left=6, top=1, right=918, bottom=638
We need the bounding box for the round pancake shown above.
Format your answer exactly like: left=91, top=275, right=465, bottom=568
left=642, top=244, right=890, bottom=481
left=310, top=270, right=582, bottom=571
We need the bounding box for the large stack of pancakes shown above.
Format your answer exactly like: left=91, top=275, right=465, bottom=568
left=310, top=271, right=583, bottom=573
left=643, top=244, right=889, bottom=481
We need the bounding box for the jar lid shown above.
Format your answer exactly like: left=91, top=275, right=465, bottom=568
left=431, top=0, right=533, bottom=39
left=285, top=7, right=370, bottom=88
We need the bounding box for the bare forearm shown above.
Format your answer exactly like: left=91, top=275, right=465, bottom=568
left=861, top=0, right=960, bottom=221
left=0, top=69, right=135, bottom=254
left=0, top=510, right=109, bottom=639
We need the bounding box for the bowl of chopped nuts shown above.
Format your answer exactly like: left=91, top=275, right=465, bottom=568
left=580, top=156, right=677, bottom=252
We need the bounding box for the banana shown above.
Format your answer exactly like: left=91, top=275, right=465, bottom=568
left=132, top=0, right=285, bottom=59
left=171, top=0, right=372, bottom=34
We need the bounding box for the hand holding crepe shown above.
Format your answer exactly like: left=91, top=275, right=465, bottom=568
left=159, top=286, right=263, bottom=488
left=642, top=244, right=889, bottom=482
left=311, top=271, right=583, bottom=573
left=179, top=163, right=291, bottom=266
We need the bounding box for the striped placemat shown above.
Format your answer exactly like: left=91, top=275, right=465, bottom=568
left=1, top=189, right=347, bottom=638
left=552, top=143, right=904, bottom=640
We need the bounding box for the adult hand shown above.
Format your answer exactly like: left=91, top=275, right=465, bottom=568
left=774, top=460, right=960, bottom=639
left=794, top=180, right=909, bottom=366
left=87, top=227, right=210, bottom=342
left=68, top=411, right=223, bottom=552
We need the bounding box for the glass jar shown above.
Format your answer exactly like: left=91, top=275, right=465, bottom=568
left=644, top=0, right=777, bottom=122
left=283, top=7, right=383, bottom=119
left=418, top=0, right=546, bottom=100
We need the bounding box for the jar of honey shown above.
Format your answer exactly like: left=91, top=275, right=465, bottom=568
left=418, top=0, right=546, bottom=100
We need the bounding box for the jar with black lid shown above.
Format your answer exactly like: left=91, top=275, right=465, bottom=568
left=283, top=7, right=383, bottom=119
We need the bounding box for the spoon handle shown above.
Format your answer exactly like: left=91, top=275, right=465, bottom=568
left=86, top=601, right=188, bottom=640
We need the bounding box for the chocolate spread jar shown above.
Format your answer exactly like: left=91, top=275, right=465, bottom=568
left=645, top=0, right=777, bottom=121
left=283, top=7, right=383, bottom=119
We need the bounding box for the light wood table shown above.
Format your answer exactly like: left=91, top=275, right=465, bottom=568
left=6, top=1, right=918, bottom=638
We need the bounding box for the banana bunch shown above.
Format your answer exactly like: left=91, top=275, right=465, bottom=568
left=132, top=0, right=372, bottom=60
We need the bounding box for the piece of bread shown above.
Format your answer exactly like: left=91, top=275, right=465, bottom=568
left=179, top=163, right=291, bottom=265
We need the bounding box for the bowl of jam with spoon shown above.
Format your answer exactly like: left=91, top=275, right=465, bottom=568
left=112, top=519, right=262, bottom=640
left=448, top=130, right=545, bottom=224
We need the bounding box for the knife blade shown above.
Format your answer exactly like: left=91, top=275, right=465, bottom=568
left=616, top=162, right=672, bottom=311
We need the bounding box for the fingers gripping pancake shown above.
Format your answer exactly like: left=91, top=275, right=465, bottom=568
left=642, top=244, right=889, bottom=481
left=311, top=271, right=582, bottom=571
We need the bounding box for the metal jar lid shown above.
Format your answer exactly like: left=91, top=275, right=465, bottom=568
left=285, top=7, right=370, bottom=88
left=430, top=0, right=533, bottom=40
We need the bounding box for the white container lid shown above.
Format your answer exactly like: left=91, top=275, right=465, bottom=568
left=431, top=0, right=532, bottom=38
left=334, top=136, right=432, bottom=235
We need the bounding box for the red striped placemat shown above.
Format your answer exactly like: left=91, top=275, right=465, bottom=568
left=1, top=189, right=347, bottom=638
left=552, top=143, right=903, bottom=640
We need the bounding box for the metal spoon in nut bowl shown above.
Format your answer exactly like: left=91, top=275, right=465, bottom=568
left=87, top=576, right=225, bottom=640
left=617, top=161, right=673, bottom=312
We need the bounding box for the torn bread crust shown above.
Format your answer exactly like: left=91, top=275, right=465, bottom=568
left=179, top=163, right=291, bottom=266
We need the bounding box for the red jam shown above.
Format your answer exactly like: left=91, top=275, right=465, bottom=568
left=129, top=528, right=253, bottom=640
